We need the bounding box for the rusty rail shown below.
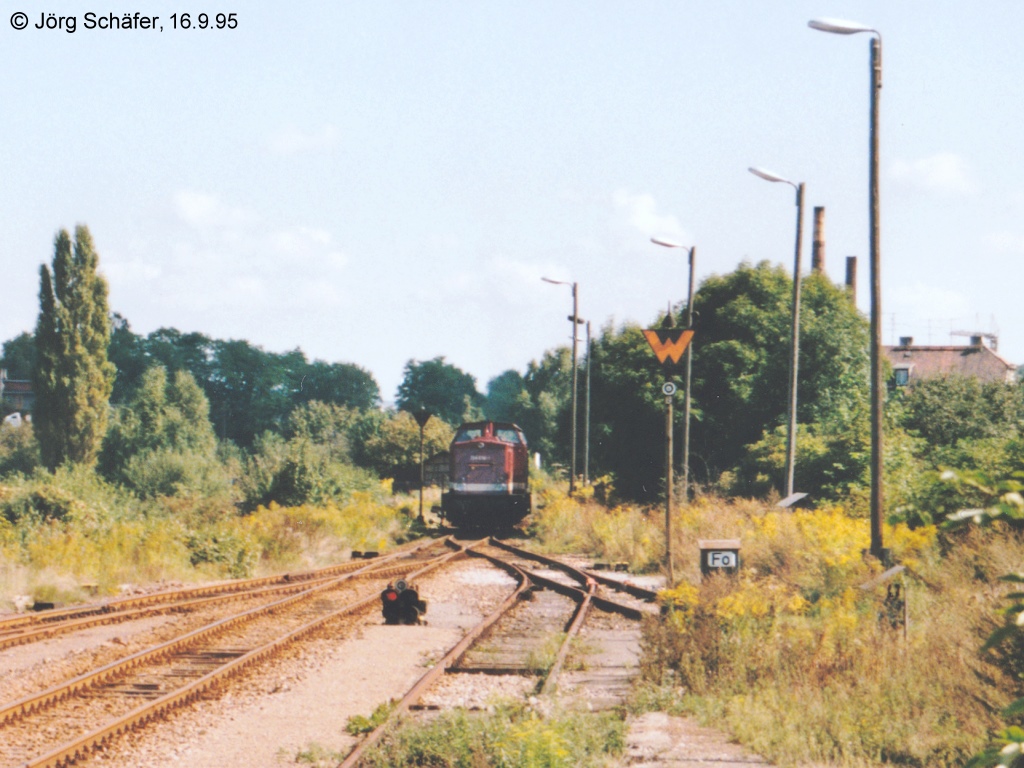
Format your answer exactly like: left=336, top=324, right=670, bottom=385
left=0, top=536, right=439, bottom=646
left=11, top=538, right=461, bottom=768
left=337, top=542, right=529, bottom=768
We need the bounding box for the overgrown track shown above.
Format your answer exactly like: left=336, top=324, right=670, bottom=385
left=0, top=536, right=468, bottom=768
left=339, top=537, right=657, bottom=767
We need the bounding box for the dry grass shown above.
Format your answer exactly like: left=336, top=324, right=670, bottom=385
left=529, top=486, right=1024, bottom=767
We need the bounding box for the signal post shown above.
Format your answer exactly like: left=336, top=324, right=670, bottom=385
left=642, top=320, right=694, bottom=586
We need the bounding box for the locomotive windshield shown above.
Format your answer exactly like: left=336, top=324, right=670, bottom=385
left=454, top=427, right=484, bottom=442
left=495, top=428, right=522, bottom=444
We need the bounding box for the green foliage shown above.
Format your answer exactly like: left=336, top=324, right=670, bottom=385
left=345, top=700, right=396, bottom=735
left=0, top=422, right=40, bottom=477
left=947, top=475, right=1024, bottom=767
left=359, top=701, right=625, bottom=768
left=240, top=431, right=380, bottom=511
left=898, top=376, right=1024, bottom=451
left=33, top=226, right=116, bottom=469
left=104, top=322, right=381, bottom=446
left=587, top=322, right=673, bottom=501
left=360, top=410, right=454, bottom=481
left=186, top=525, right=257, bottom=578
left=0, top=331, right=36, bottom=382
left=691, top=265, right=869, bottom=482
left=99, top=366, right=228, bottom=499
left=284, top=400, right=361, bottom=463
left=395, top=356, right=482, bottom=427
left=0, top=467, right=410, bottom=597
left=631, top=499, right=1014, bottom=767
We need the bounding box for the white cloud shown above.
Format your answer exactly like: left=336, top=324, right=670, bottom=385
left=890, top=153, right=978, bottom=196
left=612, top=189, right=689, bottom=243
left=110, top=191, right=350, bottom=326
left=267, top=124, right=339, bottom=156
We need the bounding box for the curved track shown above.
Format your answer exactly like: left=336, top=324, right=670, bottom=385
left=0, top=535, right=659, bottom=767
left=339, top=537, right=658, bottom=767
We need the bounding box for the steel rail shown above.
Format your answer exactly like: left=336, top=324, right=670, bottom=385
left=0, top=569, right=381, bottom=653
left=489, top=537, right=659, bottom=603
left=338, top=542, right=652, bottom=766
left=0, top=536, right=434, bottom=637
left=337, top=543, right=530, bottom=768
left=540, top=576, right=596, bottom=696
left=0, top=539, right=443, bottom=728
left=14, top=538, right=468, bottom=768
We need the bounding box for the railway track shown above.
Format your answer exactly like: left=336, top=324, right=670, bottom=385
left=0, top=545, right=413, bottom=652
left=0, top=535, right=660, bottom=767
left=339, top=537, right=659, bottom=767
left=0, top=536, right=464, bottom=768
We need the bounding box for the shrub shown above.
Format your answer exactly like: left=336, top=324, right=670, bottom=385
left=0, top=422, right=40, bottom=477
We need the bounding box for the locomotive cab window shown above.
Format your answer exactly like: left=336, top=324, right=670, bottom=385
left=495, top=429, right=522, bottom=444
left=455, top=427, right=483, bottom=442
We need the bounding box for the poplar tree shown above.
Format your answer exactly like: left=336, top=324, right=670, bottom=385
left=34, top=226, right=115, bottom=469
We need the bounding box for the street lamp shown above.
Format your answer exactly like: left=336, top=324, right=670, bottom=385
left=542, top=277, right=582, bottom=494
left=749, top=166, right=805, bottom=499
left=809, top=16, right=885, bottom=561
left=649, top=237, right=695, bottom=506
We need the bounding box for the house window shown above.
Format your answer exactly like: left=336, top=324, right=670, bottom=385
left=893, top=368, right=910, bottom=387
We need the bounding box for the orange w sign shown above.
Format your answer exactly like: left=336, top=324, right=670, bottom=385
left=643, top=328, right=694, bottom=367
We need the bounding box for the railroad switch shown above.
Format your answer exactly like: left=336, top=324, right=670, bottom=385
left=381, top=580, right=427, bottom=625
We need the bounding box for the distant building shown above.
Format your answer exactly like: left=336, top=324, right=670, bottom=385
left=0, top=369, right=35, bottom=413
left=885, top=336, right=1017, bottom=388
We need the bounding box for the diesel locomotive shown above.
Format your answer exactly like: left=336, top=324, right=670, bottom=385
left=441, top=421, right=532, bottom=529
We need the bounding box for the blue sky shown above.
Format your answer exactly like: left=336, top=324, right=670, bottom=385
left=2, top=2, right=1022, bottom=401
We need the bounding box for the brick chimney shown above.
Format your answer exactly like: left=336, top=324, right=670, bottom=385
left=811, top=206, right=826, bottom=274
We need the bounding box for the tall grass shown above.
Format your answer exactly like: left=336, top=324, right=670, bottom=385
left=525, top=485, right=1023, bottom=765
left=0, top=468, right=414, bottom=607
left=626, top=500, right=1021, bottom=766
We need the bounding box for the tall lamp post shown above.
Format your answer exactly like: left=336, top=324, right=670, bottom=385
left=809, top=17, right=885, bottom=561
left=749, top=167, right=805, bottom=498
left=649, top=238, right=695, bottom=505
left=542, top=277, right=583, bottom=494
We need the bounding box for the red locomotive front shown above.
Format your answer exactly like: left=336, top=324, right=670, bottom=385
left=441, top=421, right=531, bottom=529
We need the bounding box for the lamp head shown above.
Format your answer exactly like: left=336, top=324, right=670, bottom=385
left=808, top=17, right=876, bottom=35
left=650, top=236, right=688, bottom=249
left=749, top=166, right=793, bottom=185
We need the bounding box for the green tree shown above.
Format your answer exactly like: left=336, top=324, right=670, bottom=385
left=33, top=226, right=116, bottom=469
left=1, top=332, right=37, bottom=381
left=0, top=420, right=40, bottom=476
left=690, top=263, right=869, bottom=481
left=100, top=366, right=225, bottom=497
left=395, top=357, right=482, bottom=426
left=107, top=314, right=150, bottom=404
left=587, top=321, right=673, bottom=500
left=898, top=376, right=1023, bottom=450
left=361, top=410, right=454, bottom=481
left=293, top=360, right=380, bottom=411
